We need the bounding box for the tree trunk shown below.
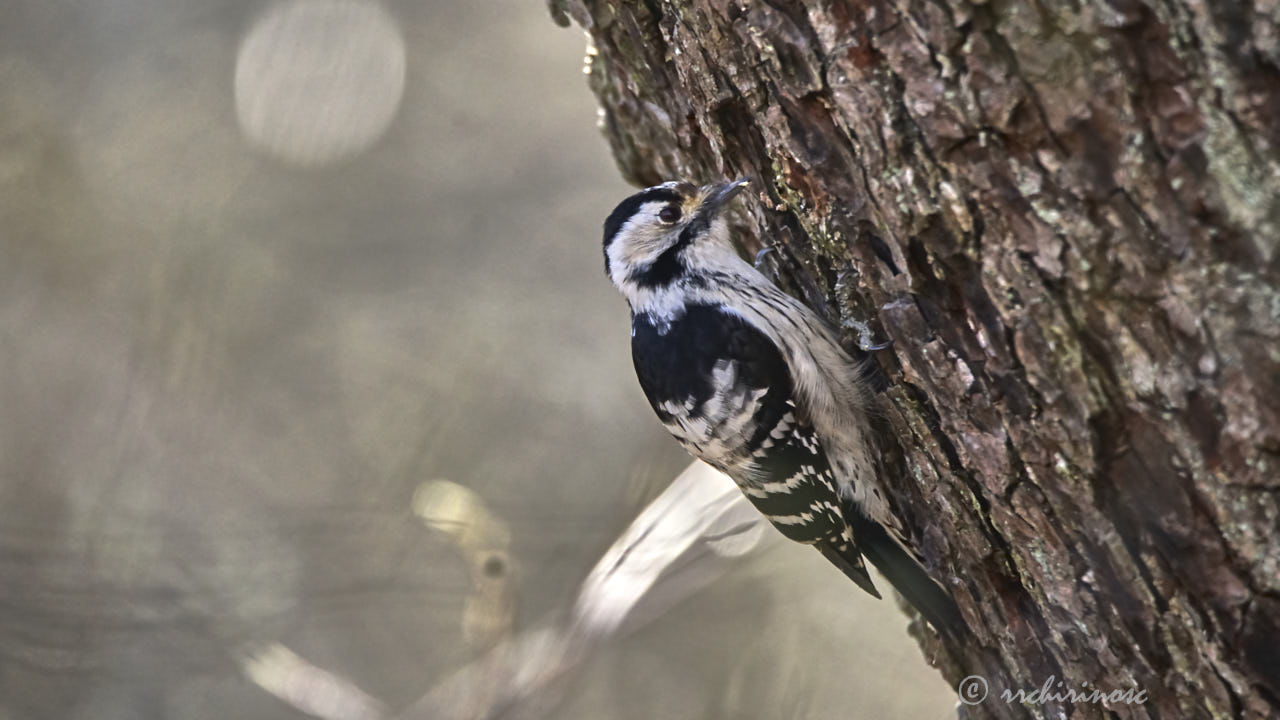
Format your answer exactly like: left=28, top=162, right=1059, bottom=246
left=554, top=1, right=1280, bottom=717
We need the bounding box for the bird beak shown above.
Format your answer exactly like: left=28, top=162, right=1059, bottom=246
left=698, top=178, right=750, bottom=217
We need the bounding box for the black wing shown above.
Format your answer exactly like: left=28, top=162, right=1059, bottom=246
left=631, top=304, right=879, bottom=595
left=743, top=409, right=882, bottom=599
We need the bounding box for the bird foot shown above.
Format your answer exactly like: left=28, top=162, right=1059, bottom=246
left=840, top=316, right=892, bottom=352
left=753, top=245, right=778, bottom=270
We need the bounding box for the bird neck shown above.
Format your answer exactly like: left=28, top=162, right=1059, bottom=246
left=624, top=255, right=771, bottom=332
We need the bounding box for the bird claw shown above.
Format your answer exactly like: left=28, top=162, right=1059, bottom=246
left=833, top=271, right=890, bottom=351
left=753, top=245, right=777, bottom=269
left=840, top=316, right=892, bottom=352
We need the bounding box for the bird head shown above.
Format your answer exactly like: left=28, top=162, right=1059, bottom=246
left=601, top=179, right=750, bottom=296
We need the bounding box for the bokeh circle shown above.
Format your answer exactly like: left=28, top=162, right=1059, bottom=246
left=235, top=0, right=406, bottom=167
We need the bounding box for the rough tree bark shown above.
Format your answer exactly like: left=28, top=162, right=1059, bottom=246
left=551, top=1, right=1280, bottom=718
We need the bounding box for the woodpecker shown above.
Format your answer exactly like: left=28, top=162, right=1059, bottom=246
left=602, top=179, right=962, bottom=633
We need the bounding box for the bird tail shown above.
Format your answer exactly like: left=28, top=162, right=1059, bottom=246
left=843, top=506, right=966, bottom=636
left=817, top=542, right=882, bottom=599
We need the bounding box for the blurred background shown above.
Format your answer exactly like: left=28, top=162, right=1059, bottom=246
left=0, top=1, right=954, bottom=717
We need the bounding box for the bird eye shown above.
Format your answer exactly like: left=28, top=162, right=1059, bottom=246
left=658, top=206, right=682, bottom=224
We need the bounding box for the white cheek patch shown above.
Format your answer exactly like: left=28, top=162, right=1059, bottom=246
left=608, top=202, right=682, bottom=272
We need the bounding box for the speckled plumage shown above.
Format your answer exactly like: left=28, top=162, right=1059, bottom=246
left=631, top=303, right=879, bottom=594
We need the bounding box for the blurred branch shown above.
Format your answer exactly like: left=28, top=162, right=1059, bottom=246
left=243, top=462, right=767, bottom=720
left=242, top=643, right=386, bottom=720
left=413, top=480, right=517, bottom=652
